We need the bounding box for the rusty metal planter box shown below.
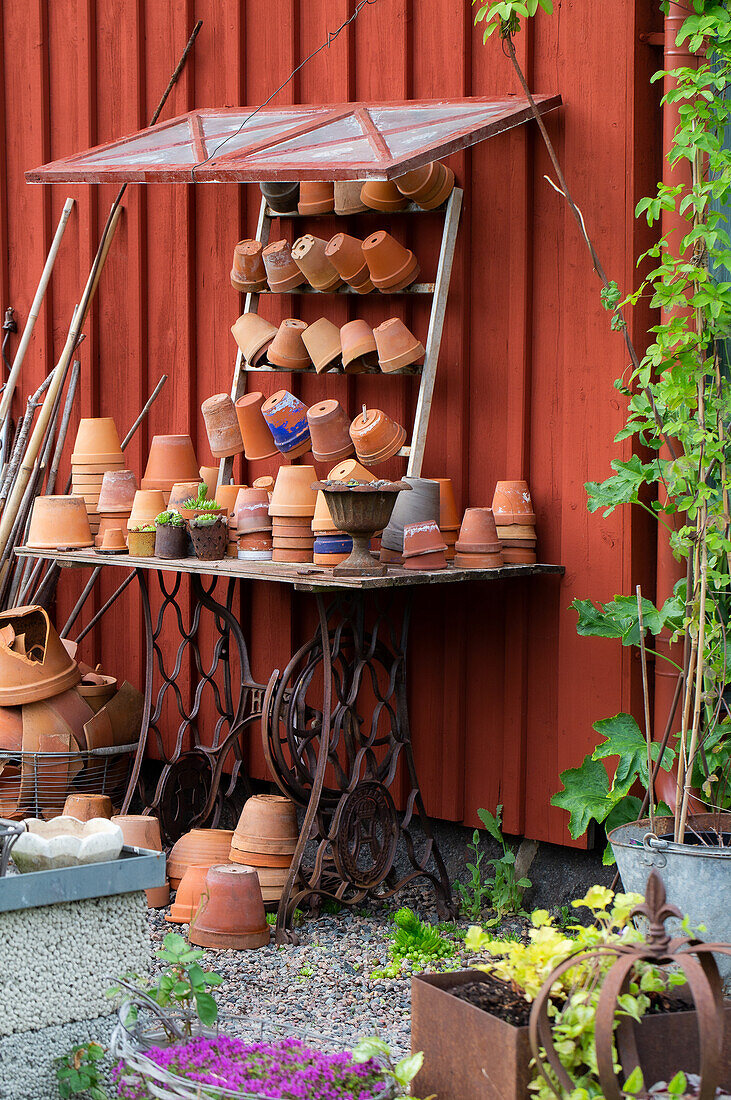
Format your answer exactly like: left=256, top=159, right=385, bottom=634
left=411, top=970, right=731, bottom=1100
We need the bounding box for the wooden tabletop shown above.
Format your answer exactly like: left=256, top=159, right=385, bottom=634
left=15, top=546, right=565, bottom=593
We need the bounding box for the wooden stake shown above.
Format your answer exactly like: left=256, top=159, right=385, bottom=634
left=636, top=584, right=655, bottom=832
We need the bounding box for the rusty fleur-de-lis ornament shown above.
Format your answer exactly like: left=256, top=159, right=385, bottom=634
left=528, top=872, right=731, bottom=1100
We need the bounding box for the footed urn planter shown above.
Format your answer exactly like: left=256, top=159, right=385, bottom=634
left=313, top=480, right=409, bottom=577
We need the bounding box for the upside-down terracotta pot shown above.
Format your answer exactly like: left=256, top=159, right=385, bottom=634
left=77, top=672, right=117, bottom=712
left=349, top=408, right=406, bottom=466
left=189, top=864, right=270, bottom=949
left=71, top=418, right=123, bottom=464
left=381, top=477, right=440, bottom=552
left=97, top=469, right=137, bottom=513
left=298, top=180, right=334, bottom=215
left=235, top=488, right=272, bottom=533
left=99, top=527, right=127, bottom=552
left=395, top=160, right=455, bottom=209
left=231, top=312, right=278, bottom=365
left=166, top=863, right=212, bottom=924
left=199, top=467, right=219, bottom=499
left=262, top=239, right=307, bottom=293
left=27, top=496, right=94, bottom=549
left=374, top=317, right=426, bottom=373
left=454, top=549, right=504, bottom=569
left=201, top=394, right=244, bottom=459
left=302, top=319, right=342, bottom=374
left=260, top=181, right=300, bottom=214
left=269, top=465, right=317, bottom=518
left=267, top=319, right=312, bottom=371
left=215, top=483, right=247, bottom=516
left=113, top=813, right=169, bottom=907
left=491, top=480, right=536, bottom=525
left=261, top=390, right=311, bottom=457
left=340, top=320, right=378, bottom=372
left=167, top=827, right=235, bottom=889
left=307, top=399, right=354, bottom=463
left=456, top=507, right=502, bottom=553
left=324, top=233, right=373, bottom=293
left=272, top=548, right=312, bottom=563
left=231, top=794, right=298, bottom=855
left=0, top=605, right=80, bottom=704
left=272, top=516, right=312, bottom=532
left=128, top=490, right=167, bottom=530
left=360, top=180, right=407, bottom=212
left=502, top=547, right=537, bottom=565
left=291, top=234, right=342, bottom=291
left=362, top=231, right=419, bottom=292
left=142, top=435, right=199, bottom=492
left=402, top=520, right=448, bottom=570
left=327, top=458, right=376, bottom=483
left=428, top=478, right=461, bottom=531
left=234, top=392, right=278, bottom=461
left=63, top=793, right=112, bottom=820
left=167, top=481, right=204, bottom=513
left=96, top=515, right=129, bottom=545
left=312, top=491, right=339, bottom=534
left=334, top=181, right=369, bottom=215
left=231, top=239, right=267, bottom=293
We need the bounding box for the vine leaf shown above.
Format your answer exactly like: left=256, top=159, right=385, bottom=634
left=593, top=713, right=674, bottom=790
left=550, top=754, right=615, bottom=839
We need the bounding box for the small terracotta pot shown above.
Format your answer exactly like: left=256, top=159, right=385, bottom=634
left=291, top=234, right=342, bottom=291
left=395, top=160, right=455, bottom=209
left=253, top=475, right=275, bottom=494
left=260, top=181, right=300, bottom=214
left=128, top=528, right=156, bottom=556
left=215, top=483, right=247, bottom=516
left=374, top=317, right=425, bottom=373
left=456, top=507, right=501, bottom=553
left=272, top=548, right=312, bottom=563
left=496, top=524, right=537, bottom=540
left=166, top=863, right=212, bottom=924
left=426, top=478, right=461, bottom=531
left=0, top=607, right=80, bottom=707
left=235, top=488, right=272, bottom=533
left=334, top=181, right=369, bottom=214
left=502, top=547, right=537, bottom=565
left=261, top=390, right=311, bottom=457
left=307, top=399, right=354, bottom=463
left=189, top=864, right=270, bottom=949
left=324, top=233, right=373, bottom=293
left=99, top=527, right=127, bottom=552
left=167, top=828, right=235, bottom=889
left=96, top=515, right=129, bottom=544
left=27, top=496, right=94, bottom=549
left=155, top=522, right=188, bottom=559
left=168, top=481, right=204, bottom=513
left=231, top=794, right=298, bottom=854
left=381, top=477, right=440, bottom=552
left=301, top=319, right=342, bottom=375
left=128, top=490, right=167, bottom=529
left=189, top=516, right=228, bottom=560
left=201, top=394, right=244, bottom=459
left=362, top=231, right=419, bottom=292
left=298, top=181, right=334, bottom=215
left=262, top=239, right=307, bottom=293
left=63, top=793, right=112, bottom=821
left=97, top=470, right=137, bottom=513
left=312, top=491, right=339, bottom=534
left=231, top=312, right=278, bottom=365
left=349, top=408, right=406, bottom=466
left=71, top=418, right=123, bottom=464
left=360, top=180, right=407, bottom=212
left=404, top=548, right=448, bottom=571
left=231, top=239, right=267, bottom=293
left=340, top=320, right=378, bottom=372
left=454, top=550, right=505, bottom=569
left=235, top=392, right=278, bottom=461
left=143, top=435, right=199, bottom=490
left=327, top=458, right=376, bottom=483
left=403, top=520, right=448, bottom=558
left=270, top=465, right=317, bottom=518
left=267, top=319, right=312, bottom=371
left=491, top=480, right=536, bottom=524
left=199, top=467, right=219, bottom=499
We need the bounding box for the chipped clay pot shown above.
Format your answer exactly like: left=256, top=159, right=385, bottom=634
left=261, top=390, right=311, bottom=458
left=142, top=435, right=199, bottom=493
left=403, top=520, right=448, bottom=570
left=395, top=160, right=455, bottom=209
left=381, top=477, right=441, bottom=552
left=63, top=793, right=113, bottom=821
left=71, top=418, right=123, bottom=464
left=456, top=508, right=502, bottom=553
left=27, top=496, right=93, bottom=549
left=324, top=233, right=373, bottom=293
left=298, top=181, right=334, bottom=215
left=349, top=408, right=406, bottom=466
left=269, top=465, right=317, bottom=518
left=334, top=181, right=369, bottom=215
left=231, top=312, right=278, bottom=366
left=97, top=469, right=137, bottom=513
left=235, top=392, right=278, bottom=461
left=267, top=319, right=312, bottom=370
left=201, top=394, right=244, bottom=459
left=128, top=490, right=167, bottom=530
left=491, top=480, right=536, bottom=525
left=127, top=528, right=156, bottom=556
left=262, top=239, right=307, bottom=293
left=360, top=180, right=407, bottom=212
left=307, top=399, right=354, bottom=463
left=231, top=239, right=267, bottom=293
left=341, top=320, right=379, bottom=373
left=291, top=234, right=342, bottom=291
left=167, top=481, right=204, bottom=513
left=167, top=828, right=235, bottom=889
left=374, top=317, right=425, bottom=373
left=327, top=458, right=375, bottom=483
left=260, top=181, right=299, bottom=214
left=301, top=318, right=342, bottom=374
left=236, top=489, right=272, bottom=534
left=188, top=864, right=270, bottom=950
left=77, top=672, right=117, bottom=712
left=362, top=231, right=420, bottom=292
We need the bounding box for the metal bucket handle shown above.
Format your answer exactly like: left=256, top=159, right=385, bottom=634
left=640, top=831, right=668, bottom=867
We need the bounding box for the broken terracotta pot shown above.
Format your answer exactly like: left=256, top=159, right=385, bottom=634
left=327, top=458, right=376, bottom=483
left=360, top=180, right=407, bottom=212
left=291, top=234, right=342, bottom=291
left=231, top=312, right=278, bottom=366
left=260, top=181, right=299, bottom=214
left=78, top=672, right=117, bottom=713
left=167, top=828, right=235, bottom=890
left=167, top=481, right=204, bottom=513
left=63, top=793, right=112, bottom=821
left=97, top=469, right=137, bottom=513
left=349, top=408, right=406, bottom=466
left=340, top=320, right=378, bottom=372
left=381, top=477, right=440, bottom=552
left=456, top=507, right=502, bottom=553
left=166, top=863, right=213, bottom=924
left=298, top=181, right=334, bottom=215
left=262, top=239, right=307, bottom=293
left=269, top=465, right=317, bottom=518
left=491, top=480, right=536, bottom=525
left=128, top=490, right=167, bottom=530
left=0, top=705, right=23, bottom=753
left=374, top=317, right=425, bottom=373
left=307, top=399, right=354, bottom=463
left=261, top=390, right=311, bottom=457
left=402, top=520, right=448, bottom=570
left=267, top=319, right=312, bottom=371
left=235, top=392, right=279, bottom=461
left=394, top=160, right=455, bottom=209
left=189, top=864, right=270, bottom=949
left=235, top=488, right=272, bottom=534
left=27, top=496, right=94, bottom=550
left=334, top=181, right=369, bottom=215
left=362, top=231, right=420, bottom=292
left=0, top=606, right=80, bottom=704
left=202, top=394, right=244, bottom=459
left=301, top=318, right=342, bottom=374
left=324, top=233, right=374, bottom=293
left=112, top=813, right=169, bottom=907
left=71, top=418, right=123, bottom=465
left=231, top=239, right=267, bottom=293
left=142, top=435, right=199, bottom=494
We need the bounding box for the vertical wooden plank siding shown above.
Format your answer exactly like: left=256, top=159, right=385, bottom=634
left=0, top=0, right=660, bottom=845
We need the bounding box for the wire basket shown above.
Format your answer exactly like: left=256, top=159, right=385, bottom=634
left=0, top=741, right=138, bottom=820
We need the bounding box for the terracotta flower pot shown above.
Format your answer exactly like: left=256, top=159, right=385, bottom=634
left=381, top=477, right=440, bottom=552
left=454, top=549, right=504, bottom=569
left=395, top=160, right=455, bottom=209
left=77, top=672, right=117, bottom=712
left=128, top=490, right=167, bottom=529
left=456, top=507, right=502, bottom=553
left=262, top=239, right=307, bottom=293
left=215, top=483, right=247, bottom=516
left=234, top=392, right=278, bottom=461
left=260, top=181, right=299, bottom=214
left=96, top=516, right=129, bottom=545
left=235, top=488, right=272, bottom=533
left=491, top=480, right=536, bottom=525
left=349, top=408, right=406, bottom=466
left=142, top=435, right=199, bottom=491
left=229, top=847, right=291, bottom=868
left=166, top=863, right=212, bottom=924
left=27, top=496, right=93, bottom=549
left=291, top=234, right=342, bottom=291
left=298, top=181, right=334, bottom=215
left=63, top=793, right=112, bottom=821
left=427, top=477, right=461, bottom=531
left=374, top=317, right=425, bottom=374
left=201, top=394, right=244, bottom=459
left=155, top=522, right=188, bottom=559
left=167, top=481, right=204, bottom=513
left=340, top=320, right=378, bottom=372
left=71, top=418, right=123, bottom=464
left=253, top=474, right=275, bottom=494
left=362, top=231, right=420, bottom=292
left=404, top=548, right=448, bottom=571
left=261, top=390, right=311, bottom=457
left=231, top=794, right=298, bottom=855
left=189, top=516, right=228, bottom=560
left=360, top=180, right=407, bottom=212
left=272, top=518, right=313, bottom=535
left=403, top=520, right=448, bottom=558
left=189, top=864, right=270, bottom=949
left=301, top=318, right=342, bottom=374
left=502, top=547, right=537, bottom=565
left=267, top=318, right=312, bottom=371
left=272, top=548, right=312, bottom=563
left=312, top=491, right=339, bottom=534
left=231, top=312, right=278, bottom=366
left=231, top=239, right=267, bottom=293
left=99, top=527, right=127, bottom=552
left=324, top=233, right=374, bottom=293
left=97, top=469, right=137, bottom=513
left=270, top=465, right=317, bottom=518
left=334, top=181, right=369, bottom=215
left=327, top=458, right=376, bottom=483
left=272, top=534, right=315, bottom=549
left=307, top=399, right=354, bottom=463
left=167, top=828, right=235, bottom=889
left=238, top=532, right=273, bottom=553
left=113, top=813, right=169, bottom=906
left=127, top=528, right=156, bottom=556
left=0, top=605, right=80, bottom=704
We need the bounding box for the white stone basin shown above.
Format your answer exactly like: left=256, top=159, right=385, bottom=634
left=11, top=816, right=124, bottom=872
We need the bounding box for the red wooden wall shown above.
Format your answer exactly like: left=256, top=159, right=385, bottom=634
left=0, top=0, right=662, bottom=844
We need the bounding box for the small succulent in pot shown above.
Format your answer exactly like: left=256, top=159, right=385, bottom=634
left=179, top=483, right=226, bottom=521
left=155, top=510, right=189, bottom=559
left=127, top=525, right=156, bottom=557
left=189, top=513, right=228, bottom=560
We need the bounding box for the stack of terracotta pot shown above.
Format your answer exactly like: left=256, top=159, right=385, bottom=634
left=141, top=435, right=200, bottom=506
left=96, top=469, right=137, bottom=547
left=312, top=491, right=351, bottom=566
left=269, top=467, right=317, bottom=563
left=71, top=419, right=125, bottom=538
left=229, top=793, right=298, bottom=905
left=402, top=520, right=448, bottom=570
left=491, top=480, right=537, bottom=564
left=235, top=487, right=272, bottom=560
left=166, top=827, right=234, bottom=890
left=454, top=508, right=504, bottom=569
left=215, top=482, right=247, bottom=558
left=431, top=478, right=460, bottom=561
